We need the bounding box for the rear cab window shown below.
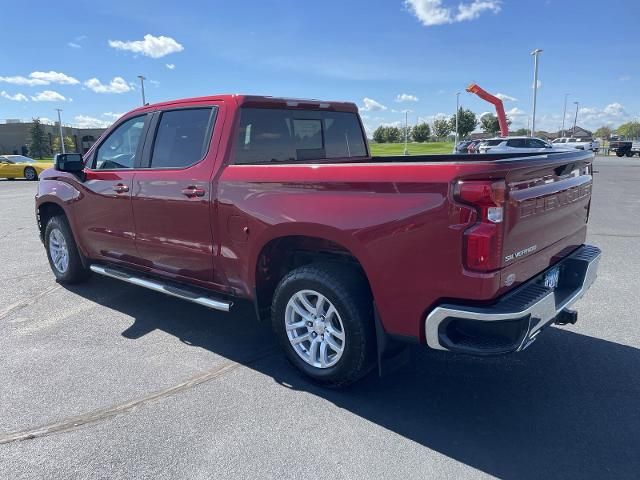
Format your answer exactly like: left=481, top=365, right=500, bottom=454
left=234, top=108, right=367, bottom=164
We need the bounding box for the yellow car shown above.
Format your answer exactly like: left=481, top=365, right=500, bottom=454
left=0, top=155, right=53, bottom=181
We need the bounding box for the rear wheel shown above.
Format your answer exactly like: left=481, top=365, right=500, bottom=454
left=616, top=151, right=624, bottom=157
left=271, top=263, right=375, bottom=387
left=45, top=215, right=90, bottom=284
left=626, top=151, right=634, bottom=158
left=24, top=167, right=37, bottom=181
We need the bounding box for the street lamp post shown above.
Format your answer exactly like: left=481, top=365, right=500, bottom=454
left=530, top=48, right=543, bottom=137
left=455, top=92, right=460, bottom=150
left=137, top=75, right=147, bottom=106
left=572, top=101, right=579, bottom=137
left=55, top=108, right=65, bottom=154
left=403, top=110, right=409, bottom=155
left=561, top=93, right=570, bottom=137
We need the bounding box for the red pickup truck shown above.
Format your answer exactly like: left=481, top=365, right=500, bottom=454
left=36, top=94, right=601, bottom=386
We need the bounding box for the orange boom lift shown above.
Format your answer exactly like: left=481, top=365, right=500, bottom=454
left=466, top=84, right=509, bottom=137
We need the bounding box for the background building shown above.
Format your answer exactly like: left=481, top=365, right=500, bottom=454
left=0, top=120, right=107, bottom=156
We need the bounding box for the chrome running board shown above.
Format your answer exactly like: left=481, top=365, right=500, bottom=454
left=89, top=264, right=231, bottom=312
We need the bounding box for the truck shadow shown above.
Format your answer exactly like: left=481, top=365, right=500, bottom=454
left=66, top=276, right=639, bottom=480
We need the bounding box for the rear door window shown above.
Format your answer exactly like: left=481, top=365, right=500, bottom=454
left=485, top=139, right=504, bottom=146
left=149, top=108, right=216, bottom=168
left=506, top=139, right=526, bottom=148
left=234, top=108, right=367, bottom=164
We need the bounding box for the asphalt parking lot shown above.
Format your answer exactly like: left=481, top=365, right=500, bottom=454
left=1, top=155, right=639, bottom=479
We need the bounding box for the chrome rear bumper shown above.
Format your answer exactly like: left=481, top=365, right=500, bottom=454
left=424, top=244, right=601, bottom=354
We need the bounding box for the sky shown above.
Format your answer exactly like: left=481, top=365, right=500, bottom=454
left=0, top=0, right=638, bottom=136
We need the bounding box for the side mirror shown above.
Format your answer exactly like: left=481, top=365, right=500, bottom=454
left=55, top=153, right=84, bottom=173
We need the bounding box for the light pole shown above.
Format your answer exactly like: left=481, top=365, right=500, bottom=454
left=403, top=110, right=409, bottom=155
left=561, top=93, right=569, bottom=137
left=572, top=101, right=579, bottom=137
left=530, top=48, right=543, bottom=137
left=55, top=108, right=65, bottom=154
left=137, top=75, right=147, bottom=105
left=455, top=92, right=460, bottom=148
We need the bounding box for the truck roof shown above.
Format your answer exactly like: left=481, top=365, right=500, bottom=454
left=127, top=94, right=359, bottom=115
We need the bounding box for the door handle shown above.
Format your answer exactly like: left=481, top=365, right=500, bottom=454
left=113, top=183, right=129, bottom=194
left=181, top=186, right=206, bottom=198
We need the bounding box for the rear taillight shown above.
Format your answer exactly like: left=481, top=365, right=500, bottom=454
left=454, top=179, right=506, bottom=271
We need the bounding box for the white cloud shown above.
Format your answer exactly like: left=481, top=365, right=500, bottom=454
left=166, top=63, right=176, bottom=70
left=68, top=42, right=81, bottom=49
left=108, top=34, right=184, bottom=58
left=1, top=91, right=29, bottom=101
left=619, top=75, right=631, bottom=82
left=396, top=93, right=419, bottom=102
left=84, top=77, right=132, bottom=94
left=405, top=0, right=501, bottom=26
left=0, top=70, right=79, bottom=86
left=74, top=115, right=114, bottom=129
left=569, top=102, right=630, bottom=130
left=505, top=107, right=528, bottom=129
left=30, top=90, right=67, bottom=102
left=360, top=97, right=387, bottom=112
left=103, top=112, right=124, bottom=119
left=495, top=92, right=517, bottom=102
left=30, top=71, right=80, bottom=85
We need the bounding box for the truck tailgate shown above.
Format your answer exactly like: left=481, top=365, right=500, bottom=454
left=502, top=154, right=593, bottom=270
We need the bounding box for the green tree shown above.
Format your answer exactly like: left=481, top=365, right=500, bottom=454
left=616, top=121, right=640, bottom=139
left=593, top=126, right=612, bottom=140
left=372, top=126, right=388, bottom=143
left=386, top=126, right=401, bottom=143
left=433, top=118, right=452, bottom=140
left=480, top=113, right=512, bottom=136
left=450, top=108, right=478, bottom=139
left=399, top=125, right=412, bottom=143
left=593, top=126, right=611, bottom=139
left=512, top=128, right=529, bottom=136
left=28, top=118, right=50, bottom=159
left=52, top=135, right=76, bottom=154
left=412, top=122, right=431, bottom=142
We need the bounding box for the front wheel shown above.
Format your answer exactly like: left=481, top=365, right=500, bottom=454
left=271, top=263, right=375, bottom=387
left=626, top=151, right=634, bottom=158
left=24, top=167, right=37, bottom=181
left=45, top=215, right=90, bottom=284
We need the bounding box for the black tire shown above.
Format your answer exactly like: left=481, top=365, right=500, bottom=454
left=24, top=166, right=38, bottom=181
left=626, top=151, right=634, bottom=158
left=616, top=151, right=624, bottom=157
left=271, top=263, right=375, bottom=388
left=44, top=215, right=90, bottom=284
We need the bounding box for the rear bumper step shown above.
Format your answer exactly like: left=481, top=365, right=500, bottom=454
left=424, top=244, right=601, bottom=355
left=89, top=265, right=232, bottom=312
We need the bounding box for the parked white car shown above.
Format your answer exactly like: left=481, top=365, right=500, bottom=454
left=478, top=136, right=556, bottom=154
left=551, top=137, right=597, bottom=151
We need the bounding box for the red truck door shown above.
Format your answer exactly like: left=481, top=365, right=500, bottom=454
left=76, top=114, right=150, bottom=263
left=130, top=104, right=224, bottom=286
